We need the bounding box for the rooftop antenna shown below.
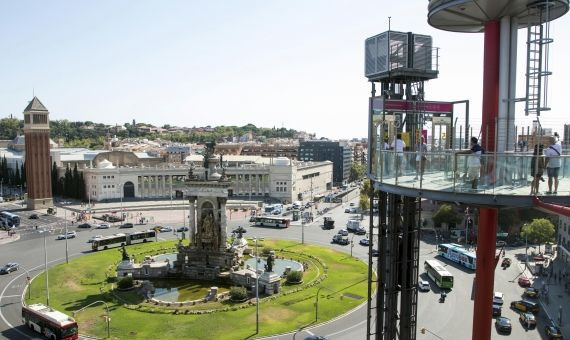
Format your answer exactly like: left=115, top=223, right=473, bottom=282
left=388, top=16, right=391, bottom=31
left=32, top=88, right=35, bottom=98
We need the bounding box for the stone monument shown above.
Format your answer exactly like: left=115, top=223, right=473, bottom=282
left=175, top=143, right=239, bottom=280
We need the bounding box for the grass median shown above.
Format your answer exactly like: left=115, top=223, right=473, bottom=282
left=26, top=239, right=371, bottom=339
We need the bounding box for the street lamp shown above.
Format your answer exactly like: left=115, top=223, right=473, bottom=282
left=64, top=209, right=69, bottom=264
left=38, top=228, right=50, bottom=306
left=73, top=300, right=111, bottom=338
left=315, top=286, right=334, bottom=322
left=253, top=237, right=259, bottom=334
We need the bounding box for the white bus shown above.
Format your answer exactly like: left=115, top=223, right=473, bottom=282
left=92, top=230, right=156, bottom=251
left=0, top=211, right=20, bottom=228
left=251, top=216, right=291, bottom=228
left=424, top=259, right=454, bottom=289
left=438, top=243, right=476, bottom=270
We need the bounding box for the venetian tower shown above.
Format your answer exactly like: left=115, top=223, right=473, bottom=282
left=23, top=97, right=53, bottom=210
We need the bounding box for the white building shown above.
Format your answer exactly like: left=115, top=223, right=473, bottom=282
left=82, top=156, right=332, bottom=203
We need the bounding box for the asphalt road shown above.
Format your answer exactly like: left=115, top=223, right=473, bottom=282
left=0, top=193, right=554, bottom=339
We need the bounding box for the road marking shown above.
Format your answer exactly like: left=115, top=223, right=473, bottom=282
left=305, top=330, right=314, bottom=336
left=1, top=295, right=22, bottom=298
left=0, top=252, right=82, bottom=337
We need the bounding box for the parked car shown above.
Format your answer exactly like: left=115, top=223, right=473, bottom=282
left=495, top=317, right=512, bottom=334
left=493, top=292, right=504, bottom=305
left=337, top=229, right=348, bottom=236
left=418, top=280, right=430, bottom=292
left=349, top=203, right=355, bottom=207
left=524, top=287, right=539, bottom=298
left=29, top=213, right=39, bottom=219
left=57, top=231, right=77, bottom=240
left=177, top=226, right=189, bottom=232
left=519, top=312, right=536, bottom=328
left=371, top=249, right=379, bottom=257
left=332, top=234, right=349, bottom=245
left=534, top=254, right=546, bottom=262
left=492, top=304, right=502, bottom=317
left=96, top=223, right=110, bottom=229
left=359, top=238, right=370, bottom=246
left=120, top=223, right=134, bottom=229
left=344, top=208, right=351, bottom=213
left=249, top=216, right=256, bottom=222
left=510, top=300, right=539, bottom=314
left=78, top=223, right=92, bottom=229
left=545, top=323, right=563, bottom=339
left=88, top=235, right=103, bottom=243
left=304, top=336, right=329, bottom=340
left=518, top=276, right=531, bottom=287
left=0, top=263, right=19, bottom=274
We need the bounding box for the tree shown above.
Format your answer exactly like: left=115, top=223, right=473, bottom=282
left=20, top=162, right=26, bottom=187
left=51, top=162, right=58, bottom=195
left=432, top=204, right=463, bottom=229
left=349, top=163, right=365, bottom=182
left=521, top=218, right=555, bottom=253
left=359, top=193, right=370, bottom=211
left=229, top=286, right=248, bottom=301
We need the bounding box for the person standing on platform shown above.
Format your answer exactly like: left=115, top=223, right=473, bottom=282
left=544, top=135, right=561, bottom=195
left=457, top=137, right=483, bottom=190
left=391, top=133, right=406, bottom=177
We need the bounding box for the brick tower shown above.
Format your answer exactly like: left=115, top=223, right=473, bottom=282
left=23, top=97, right=53, bottom=210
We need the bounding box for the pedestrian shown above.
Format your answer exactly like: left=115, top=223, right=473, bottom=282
left=414, top=136, right=428, bottom=180
left=530, top=144, right=545, bottom=195
left=456, top=137, right=483, bottom=190
left=544, top=135, right=561, bottom=194
left=391, top=133, right=406, bottom=176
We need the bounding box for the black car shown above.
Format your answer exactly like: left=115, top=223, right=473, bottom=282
left=78, top=223, right=92, bottom=228
left=332, top=234, right=349, bottom=245
left=495, top=317, right=512, bottom=334
left=29, top=214, right=39, bottom=219
left=323, top=217, right=335, bottom=230
left=371, top=249, right=379, bottom=257
left=120, top=223, right=134, bottom=229
left=492, top=304, right=502, bottom=317
left=177, top=226, right=189, bottom=232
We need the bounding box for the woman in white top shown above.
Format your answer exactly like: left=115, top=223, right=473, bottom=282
left=391, top=133, right=406, bottom=176
left=414, top=137, right=427, bottom=180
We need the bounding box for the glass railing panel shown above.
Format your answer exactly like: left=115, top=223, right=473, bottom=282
left=372, top=150, right=569, bottom=197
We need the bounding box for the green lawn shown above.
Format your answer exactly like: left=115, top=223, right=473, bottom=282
left=26, top=239, right=371, bottom=339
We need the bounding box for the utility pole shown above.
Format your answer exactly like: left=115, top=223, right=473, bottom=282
left=255, top=238, right=259, bottom=334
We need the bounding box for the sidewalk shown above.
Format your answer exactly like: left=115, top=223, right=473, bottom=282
left=0, top=230, right=20, bottom=245
left=528, top=255, right=569, bottom=337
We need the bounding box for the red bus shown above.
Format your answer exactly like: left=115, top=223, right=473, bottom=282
left=22, top=303, right=78, bottom=340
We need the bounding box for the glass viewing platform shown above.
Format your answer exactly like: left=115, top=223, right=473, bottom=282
left=370, top=150, right=569, bottom=206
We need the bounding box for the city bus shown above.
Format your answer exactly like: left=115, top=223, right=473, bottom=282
left=424, top=259, right=454, bottom=289
left=0, top=211, right=21, bottom=228
left=438, top=243, right=477, bottom=270
left=92, top=230, right=156, bottom=251
left=251, top=216, right=291, bottom=228
left=22, top=303, right=78, bottom=340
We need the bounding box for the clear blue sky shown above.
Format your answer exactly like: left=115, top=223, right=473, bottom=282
left=1, top=1, right=569, bottom=139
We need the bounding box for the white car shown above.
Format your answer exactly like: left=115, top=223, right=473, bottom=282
left=158, top=226, right=173, bottom=233
left=88, top=235, right=103, bottom=243
left=96, top=223, right=110, bottom=229
left=418, top=280, right=430, bottom=292
left=57, top=231, right=77, bottom=240
left=493, top=292, right=504, bottom=305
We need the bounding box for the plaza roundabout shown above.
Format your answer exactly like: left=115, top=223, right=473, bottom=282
left=24, top=239, right=370, bottom=339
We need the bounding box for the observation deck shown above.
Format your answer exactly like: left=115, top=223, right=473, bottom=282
left=370, top=150, right=569, bottom=207
left=428, top=0, right=569, bottom=33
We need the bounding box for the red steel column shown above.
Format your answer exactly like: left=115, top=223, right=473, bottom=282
left=472, top=20, right=500, bottom=340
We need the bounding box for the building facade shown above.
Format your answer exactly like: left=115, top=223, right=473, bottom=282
left=82, top=156, right=332, bottom=204
left=558, top=215, right=570, bottom=263
left=23, top=97, right=53, bottom=209
left=298, top=140, right=352, bottom=185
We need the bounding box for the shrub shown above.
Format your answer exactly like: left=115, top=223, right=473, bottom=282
left=117, top=276, right=134, bottom=289
left=229, top=286, right=248, bottom=301
left=286, top=270, right=303, bottom=283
